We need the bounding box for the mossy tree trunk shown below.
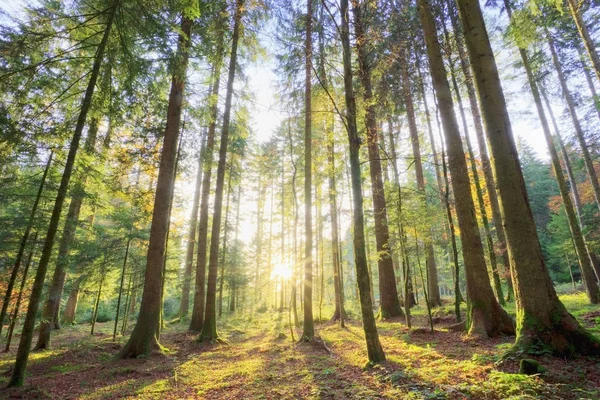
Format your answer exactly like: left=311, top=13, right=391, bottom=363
left=418, top=0, right=514, bottom=337
left=456, top=0, right=600, bottom=355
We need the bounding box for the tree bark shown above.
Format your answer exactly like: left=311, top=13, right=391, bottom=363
left=456, top=0, right=600, bottom=355
left=546, top=29, right=600, bottom=214
left=199, top=0, right=243, bottom=342
left=446, top=0, right=513, bottom=300
left=352, top=0, right=403, bottom=319
left=180, top=130, right=206, bottom=318
left=116, top=16, right=192, bottom=358
left=418, top=0, right=514, bottom=337
left=566, top=0, right=600, bottom=84
left=503, top=0, right=599, bottom=304
left=401, top=47, right=440, bottom=308
left=189, top=22, right=226, bottom=332
left=340, top=0, right=385, bottom=362
left=8, top=3, right=118, bottom=387
left=300, top=0, right=315, bottom=342
left=36, top=119, right=100, bottom=350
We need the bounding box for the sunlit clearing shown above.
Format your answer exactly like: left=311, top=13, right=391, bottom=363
left=271, top=263, right=292, bottom=279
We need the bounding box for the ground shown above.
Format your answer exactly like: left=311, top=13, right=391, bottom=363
left=0, top=293, right=599, bottom=399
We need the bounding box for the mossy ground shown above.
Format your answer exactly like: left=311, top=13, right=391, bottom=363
left=0, top=293, right=598, bottom=399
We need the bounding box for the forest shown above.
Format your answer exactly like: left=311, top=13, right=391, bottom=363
left=1, top=0, right=600, bottom=398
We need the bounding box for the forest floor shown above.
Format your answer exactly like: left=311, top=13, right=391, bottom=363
left=0, top=293, right=599, bottom=399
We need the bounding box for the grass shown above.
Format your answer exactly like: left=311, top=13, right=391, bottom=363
left=0, top=292, right=598, bottom=399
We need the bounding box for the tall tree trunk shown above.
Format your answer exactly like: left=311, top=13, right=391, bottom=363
left=180, top=130, right=206, bottom=318
left=62, top=274, right=83, bottom=325
left=542, top=88, right=584, bottom=223
left=328, top=137, right=345, bottom=323
left=8, top=3, right=118, bottom=387
left=446, top=0, right=513, bottom=300
left=5, top=232, right=37, bottom=352
left=441, top=18, right=505, bottom=305
left=575, top=45, right=600, bottom=124
left=116, top=16, right=192, bottom=358
left=301, top=0, right=315, bottom=342
left=199, top=0, right=243, bottom=342
left=113, top=235, right=131, bottom=340
left=401, top=48, right=440, bottom=308
left=189, top=24, right=226, bottom=332
left=218, top=166, right=233, bottom=318
left=36, top=119, right=100, bottom=350
left=456, top=0, right=600, bottom=354
left=566, top=0, right=600, bottom=83
left=503, top=0, right=599, bottom=304
left=418, top=0, right=514, bottom=337
left=546, top=28, right=600, bottom=213
left=90, top=264, right=106, bottom=336
left=340, top=0, right=385, bottom=362
left=0, top=152, right=52, bottom=338
left=352, top=0, right=403, bottom=319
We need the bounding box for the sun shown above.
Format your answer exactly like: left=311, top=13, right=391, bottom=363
left=272, top=263, right=292, bottom=279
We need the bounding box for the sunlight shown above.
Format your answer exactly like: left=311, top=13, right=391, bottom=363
left=271, top=263, right=292, bottom=280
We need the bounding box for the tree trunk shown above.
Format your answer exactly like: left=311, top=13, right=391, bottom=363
left=113, top=236, right=131, bottom=340
left=328, top=137, right=345, bottom=323
left=456, top=0, right=600, bottom=355
left=62, top=274, right=83, bottom=325
left=189, top=23, right=226, bottom=332
left=542, top=89, right=585, bottom=227
left=300, top=0, right=315, bottom=342
left=90, top=264, right=106, bottom=336
left=36, top=119, right=100, bottom=350
left=441, top=18, right=505, bottom=305
left=218, top=166, right=233, bottom=318
left=401, top=48, right=440, bottom=308
left=180, top=130, right=206, bottom=318
left=575, top=45, right=600, bottom=124
left=503, top=0, right=599, bottom=304
left=0, top=152, right=52, bottom=339
left=199, top=0, right=243, bottom=342
left=566, top=0, right=600, bottom=83
left=418, top=0, right=514, bottom=337
left=8, top=3, right=117, bottom=387
left=352, top=0, right=403, bottom=319
left=546, top=29, right=600, bottom=214
left=340, top=0, right=385, bottom=363
left=116, top=16, right=192, bottom=358
left=446, top=0, right=513, bottom=300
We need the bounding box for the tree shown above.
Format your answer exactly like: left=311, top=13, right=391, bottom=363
left=199, top=0, right=243, bottom=342
left=417, top=0, right=514, bottom=337
left=116, top=15, right=193, bottom=358
left=8, top=1, right=119, bottom=387
left=339, top=0, right=385, bottom=363
left=300, top=0, right=315, bottom=342
left=352, top=0, right=403, bottom=319
left=456, top=0, right=600, bottom=355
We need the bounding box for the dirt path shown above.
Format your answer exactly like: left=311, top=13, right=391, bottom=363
left=0, top=311, right=598, bottom=399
